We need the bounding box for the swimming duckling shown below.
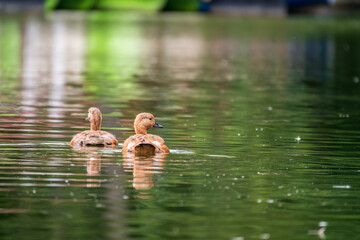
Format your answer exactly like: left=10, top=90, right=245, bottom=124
left=70, top=107, right=118, bottom=147
left=122, top=113, right=169, bottom=154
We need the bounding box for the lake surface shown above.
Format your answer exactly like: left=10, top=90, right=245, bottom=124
left=0, top=12, right=359, bottom=240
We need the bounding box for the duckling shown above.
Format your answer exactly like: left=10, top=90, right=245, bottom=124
left=122, top=113, right=169, bottom=154
left=70, top=107, right=118, bottom=147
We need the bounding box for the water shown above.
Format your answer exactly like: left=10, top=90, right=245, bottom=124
left=1, top=12, right=360, bottom=240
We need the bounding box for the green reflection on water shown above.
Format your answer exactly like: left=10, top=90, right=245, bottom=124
left=0, top=17, right=21, bottom=98
left=85, top=13, right=144, bottom=102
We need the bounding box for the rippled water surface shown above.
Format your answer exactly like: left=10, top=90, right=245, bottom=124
left=0, top=13, right=360, bottom=240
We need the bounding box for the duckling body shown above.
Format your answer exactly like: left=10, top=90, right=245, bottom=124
left=70, top=130, right=118, bottom=147
left=122, top=113, right=169, bottom=154
left=123, top=134, right=169, bottom=154
left=70, top=107, right=118, bottom=147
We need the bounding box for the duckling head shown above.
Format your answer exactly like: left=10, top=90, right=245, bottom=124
left=134, top=112, right=163, bottom=135
left=87, top=107, right=102, bottom=131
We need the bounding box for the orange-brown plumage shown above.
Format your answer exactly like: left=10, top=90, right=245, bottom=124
left=122, top=113, right=169, bottom=154
left=70, top=107, right=118, bottom=147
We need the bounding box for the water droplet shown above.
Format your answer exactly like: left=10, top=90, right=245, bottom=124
left=267, top=106, right=273, bottom=111
left=295, top=136, right=301, bottom=141
left=319, top=221, right=328, bottom=227
left=237, top=133, right=241, bottom=136
left=257, top=199, right=262, bottom=203
left=260, top=233, right=270, bottom=240
left=354, top=76, right=359, bottom=84
left=332, top=185, right=351, bottom=189
left=339, top=113, right=350, bottom=118
left=123, top=195, right=129, bottom=200
left=232, top=237, right=244, bottom=240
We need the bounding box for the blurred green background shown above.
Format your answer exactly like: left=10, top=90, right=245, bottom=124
left=45, top=0, right=198, bottom=11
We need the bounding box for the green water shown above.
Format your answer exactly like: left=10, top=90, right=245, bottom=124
left=0, top=12, right=360, bottom=240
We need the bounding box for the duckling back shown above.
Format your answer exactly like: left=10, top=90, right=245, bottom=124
left=70, top=130, right=118, bottom=147
left=84, top=132, right=104, bottom=146
left=99, top=131, right=119, bottom=146
left=122, top=134, right=169, bottom=154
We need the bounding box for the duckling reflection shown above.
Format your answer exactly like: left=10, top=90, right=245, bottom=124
left=72, top=146, right=114, bottom=187
left=122, top=152, right=167, bottom=190
left=86, top=153, right=102, bottom=176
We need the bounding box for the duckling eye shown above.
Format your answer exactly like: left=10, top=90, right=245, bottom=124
left=149, top=118, right=152, bottom=120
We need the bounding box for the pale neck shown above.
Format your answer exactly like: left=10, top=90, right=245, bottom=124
left=90, top=121, right=101, bottom=131
left=135, top=126, right=147, bottom=135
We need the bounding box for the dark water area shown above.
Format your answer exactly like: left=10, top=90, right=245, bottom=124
left=0, top=12, right=360, bottom=240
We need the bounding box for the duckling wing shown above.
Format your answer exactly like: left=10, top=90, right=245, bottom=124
left=122, top=134, right=143, bottom=152
left=70, top=132, right=85, bottom=146
left=144, top=134, right=164, bottom=149
left=70, top=131, right=91, bottom=146
left=99, top=131, right=118, bottom=146
left=147, top=134, right=170, bottom=153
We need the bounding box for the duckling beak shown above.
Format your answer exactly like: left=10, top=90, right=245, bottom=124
left=153, top=122, right=163, bottom=128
